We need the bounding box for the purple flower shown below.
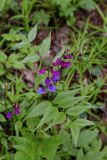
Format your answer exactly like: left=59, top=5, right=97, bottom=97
left=64, top=54, right=73, bottom=59
left=52, top=75, right=60, bottom=83
left=48, top=85, right=56, bottom=92
left=53, top=58, right=61, bottom=66
left=51, top=70, right=60, bottom=83
left=45, top=77, right=51, bottom=86
left=37, top=87, right=46, bottom=94
left=14, top=104, right=20, bottom=115
left=6, top=112, right=12, bottom=119
left=61, top=61, right=71, bottom=68
left=39, top=68, right=46, bottom=74
left=51, top=69, right=60, bottom=77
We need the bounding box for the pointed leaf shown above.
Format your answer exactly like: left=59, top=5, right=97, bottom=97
left=41, top=135, right=61, bottom=160
left=60, top=129, right=72, bottom=151
left=39, top=32, right=51, bottom=56
left=54, top=89, right=80, bottom=104
left=70, top=122, right=80, bottom=146
left=77, top=129, right=99, bottom=147
left=26, top=101, right=52, bottom=119
left=12, top=41, right=29, bottom=50
left=76, top=149, right=84, bottom=160
left=36, top=107, right=57, bottom=129
left=28, top=24, right=38, bottom=42
left=0, top=51, right=7, bottom=62
left=66, top=105, right=93, bottom=116
left=0, top=114, right=6, bottom=122
left=75, top=119, right=94, bottom=127
left=22, top=55, right=40, bottom=63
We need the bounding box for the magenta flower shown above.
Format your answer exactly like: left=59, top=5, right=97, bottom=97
left=39, top=68, right=46, bottom=74
left=6, top=112, right=12, bottom=119
left=64, top=54, right=73, bottom=59
left=45, top=77, right=51, bottom=86
left=37, top=87, right=46, bottom=94
left=61, top=61, right=71, bottom=68
left=51, top=69, right=60, bottom=77
left=14, top=104, right=20, bottom=115
left=53, top=58, right=61, bottom=66
left=48, top=85, right=56, bottom=92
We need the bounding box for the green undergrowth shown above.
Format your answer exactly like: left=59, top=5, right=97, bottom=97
left=0, top=0, right=107, bottom=160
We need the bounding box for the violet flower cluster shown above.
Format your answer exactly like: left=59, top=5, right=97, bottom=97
left=6, top=104, right=21, bottom=119
left=37, top=52, right=73, bottom=95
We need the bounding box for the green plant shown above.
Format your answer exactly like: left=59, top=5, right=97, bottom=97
left=0, top=1, right=107, bottom=159
left=0, top=23, right=107, bottom=160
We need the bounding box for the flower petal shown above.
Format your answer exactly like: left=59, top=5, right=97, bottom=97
left=6, top=112, right=12, bottom=119
left=14, top=104, right=21, bottom=115
left=53, top=58, right=61, bottom=66
left=39, top=68, right=46, bottom=74
left=61, top=61, right=71, bottom=68
left=37, top=87, right=46, bottom=94
left=48, top=85, right=56, bottom=92
left=45, top=77, right=51, bottom=86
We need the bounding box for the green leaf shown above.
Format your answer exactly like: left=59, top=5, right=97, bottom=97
left=22, top=55, right=40, bottom=63
left=79, top=0, right=96, bottom=11
left=11, top=14, right=25, bottom=20
left=70, top=122, right=80, bottom=146
left=60, top=129, right=72, bottom=151
left=57, top=96, right=86, bottom=109
left=0, top=64, right=6, bottom=75
left=7, top=54, right=25, bottom=69
left=39, top=32, right=51, bottom=56
left=12, top=137, right=36, bottom=154
left=0, top=104, right=5, bottom=112
left=52, top=0, right=71, bottom=10
left=74, top=119, right=94, bottom=127
left=13, top=61, right=25, bottom=69
left=41, top=135, right=61, bottom=160
left=8, top=54, right=19, bottom=63
left=7, top=53, right=25, bottom=69
left=0, top=51, right=7, bottom=62
left=54, top=89, right=80, bottom=104
left=70, top=119, right=94, bottom=146
left=54, top=89, right=83, bottom=109
left=14, top=151, right=33, bottom=160
left=102, top=146, right=107, bottom=158
left=12, top=41, right=29, bottom=50
left=32, top=10, right=50, bottom=25
left=91, top=138, right=102, bottom=151
left=84, top=151, right=104, bottom=160
left=26, top=101, right=52, bottom=119
left=0, top=114, right=6, bottom=122
left=15, top=121, right=22, bottom=137
left=1, top=138, right=8, bottom=149
left=66, top=105, right=93, bottom=116
left=0, top=154, right=9, bottom=160
left=77, top=129, right=99, bottom=147
left=76, top=149, right=84, bottom=160
left=26, top=118, right=39, bottom=132
left=52, top=112, right=66, bottom=125
left=46, top=111, right=66, bottom=130
left=36, top=107, right=57, bottom=129
left=0, top=0, right=6, bottom=11
left=28, top=24, right=38, bottom=42
left=0, top=125, right=3, bottom=130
